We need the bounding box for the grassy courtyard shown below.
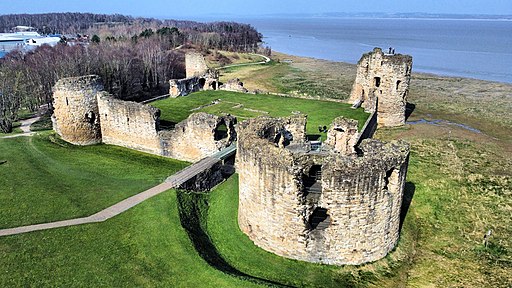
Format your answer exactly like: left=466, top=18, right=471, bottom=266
left=150, top=90, right=370, bottom=135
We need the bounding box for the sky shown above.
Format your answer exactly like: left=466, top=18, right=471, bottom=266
left=0, top=0, right=510, bottom=19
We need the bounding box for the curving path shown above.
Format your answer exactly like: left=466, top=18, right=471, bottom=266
left=218, top=53, right=271, bottom=69
left=1, top=116, right=40, bottom=139
left=0, top=145, right=236, bottom=237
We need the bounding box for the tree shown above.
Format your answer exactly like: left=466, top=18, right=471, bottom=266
left=91, top=34, right=100, bottom=43
left=0, top=68, right=25, bottom=133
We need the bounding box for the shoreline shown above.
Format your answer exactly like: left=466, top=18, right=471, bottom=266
left=272, top=50, right=512, bottom=85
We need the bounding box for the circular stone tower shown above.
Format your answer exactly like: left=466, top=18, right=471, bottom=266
left=52, top=75, right=103, bottom=145
left=236, top=116, right=410, bottom=265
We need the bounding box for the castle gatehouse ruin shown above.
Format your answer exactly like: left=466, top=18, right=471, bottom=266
left=236, top=115, right=410, bottom=265
left=349, top=47, right=413, bottom=127
left=52, top=75, right=236, bottom=162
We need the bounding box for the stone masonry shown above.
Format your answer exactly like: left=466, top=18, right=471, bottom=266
left=97, top=94, right=162, bottom=155
left=186, top=52, right=209, bottom=78
left=170, top=52, right=219, bottom=97
left=53, top=75, right=235, bottom=162
left=160, top=112, right=236, bottom=162
left=237, top=116, right=410, bottom=265
left=51, top=75, right=103, bottom=145
left=349, top=47, right=413, bottom=127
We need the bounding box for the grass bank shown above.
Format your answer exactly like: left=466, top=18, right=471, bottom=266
left=0, top=190, right=256, bottom=287
left=0, top=132, right=188, bottom=228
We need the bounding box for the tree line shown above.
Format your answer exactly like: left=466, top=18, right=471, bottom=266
left=0, top=13, right=262, bottom=133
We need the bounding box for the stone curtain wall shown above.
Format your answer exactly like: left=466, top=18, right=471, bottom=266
left=237, top=116, right=410, bottom=265
left=53, top=75, right=236, bottom=162
left=97, top=95, right=162, bottom=155
left=355, top=111, right=378, bottom=147
left=169, top=70, right=219, bottom=97
left=185, top=52, right=209, bottom=78
left=52, top=75, right=103, bottom=145
left=349, top=48, right=413, bottom=127
left=160, top=113, right=236, bottom=162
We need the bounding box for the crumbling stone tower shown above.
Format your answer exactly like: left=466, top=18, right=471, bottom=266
left=169, top=52, right=219, bottom=97
left=52, top=75, right=103, bottom=145
left=237, top=116, right=410, bottom=265
left=349, top=47, right=413, bottom=127
left=185, top=52, right=209, bottom=78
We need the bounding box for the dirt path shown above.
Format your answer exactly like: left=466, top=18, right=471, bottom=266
left=1, top=116, right=40, bottom=139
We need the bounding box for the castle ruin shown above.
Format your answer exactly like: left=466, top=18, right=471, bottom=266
left=349, top=47, right=413, bottom=127
left=237, top=115, right=410, bottom=265
left=52, top=75, right=235, bottom=162
left=169, top=52, right=219, bottom=97
left=51, top=48, right=413, bottom=267
left=51, top=75, right=103, bottom=145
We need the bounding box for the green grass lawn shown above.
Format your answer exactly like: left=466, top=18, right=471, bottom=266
left=0, top=190, right=258, bottom=288
left=1, top=136, right=510, bottom=286
left=0, top=132, right=188, bottom=228
left=30, top=113, right=53, bottom=131
left=150, top=90, right=369, bottom=136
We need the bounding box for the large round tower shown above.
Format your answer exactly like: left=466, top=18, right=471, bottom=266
left=236, top=116, right=410, bottom=265
left=52, top=75, right=103, bottom=145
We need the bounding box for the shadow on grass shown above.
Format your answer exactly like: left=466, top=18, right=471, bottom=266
left=177, top=191, right=293, bottom=288
left=399, top=182, right=416, bottom=233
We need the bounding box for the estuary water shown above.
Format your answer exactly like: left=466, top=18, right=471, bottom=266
left=243, top=17, right=512, bottom=83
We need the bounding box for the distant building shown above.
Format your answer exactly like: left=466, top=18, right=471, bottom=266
left=0, top=30, right=61, bottom=56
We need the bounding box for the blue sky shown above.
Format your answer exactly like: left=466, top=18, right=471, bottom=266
left=0, top=0, right=510, bottom=18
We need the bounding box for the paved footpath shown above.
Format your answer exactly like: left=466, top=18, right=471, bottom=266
left=0, top=156, right=223, bottom=237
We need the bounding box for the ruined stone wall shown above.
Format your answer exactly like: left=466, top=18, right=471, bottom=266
left=219, top=78, right=249, bottom=93
left=324, top=116, right=359, bottom=155
left=186, top=52, right=209, bottom=78
left=53, top=75, right=236, bottom=162
left=169, top=70, right=219, bottom=97
left=237, top=116, right=410, bottom=265
left=355, top=111, right=378, bottom=147
left=349, top=48, right=412, bottom=127
left=97, top=95, right=162, bottom=155
left=160, top=112, right=236, bottom=162
left=52, top=75, right=103, bottom=145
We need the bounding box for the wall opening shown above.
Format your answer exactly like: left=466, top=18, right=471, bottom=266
left=374, top=77, right=381, bottom=88
left=210, top=81, right=217, bottom=90
left=303, top=165, right=322, bottom=197
left=198, top=78, right=206, bottom=89
left=85, top=111, right=96, bottom=124
left=383, top=168, right=394, bottom=191
left=396, top=80, right=401, bottom=90
left=308, top=207, right=330, bottom=230
left=214, top=120, right=228, bottom=141
left=65, top=97, right=69, bottom=106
